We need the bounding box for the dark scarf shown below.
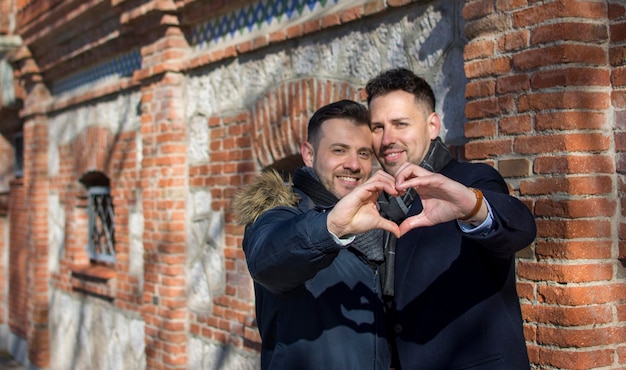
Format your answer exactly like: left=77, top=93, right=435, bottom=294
left=378, top=138, right=455, bottom=296
left=292, top=167, right=384, bottom=265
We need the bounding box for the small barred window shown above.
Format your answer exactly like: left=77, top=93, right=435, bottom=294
left=87, top=186, right=115, bottom=263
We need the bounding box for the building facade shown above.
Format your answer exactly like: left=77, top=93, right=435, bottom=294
left=0, top=0, right=624, bottom=369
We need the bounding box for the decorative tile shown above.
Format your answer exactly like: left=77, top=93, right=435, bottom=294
left=50, top=0, right=362, bottom=96
left=191, top=0, right=344, bottom=52
left=51, top=49, right=142, bottom=96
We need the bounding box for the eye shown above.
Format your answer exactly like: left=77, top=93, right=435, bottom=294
left=395, top=121, right=409, bottom=128
left=371, top=124, right=383, bottom=133
left=359, top=150, right=372, bottom=159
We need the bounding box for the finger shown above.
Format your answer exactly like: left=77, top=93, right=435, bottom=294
left=362, top=176, right=399, bottom=197
left=371, top=169, right=396, bottom=182
left=397, top=213, right=432, bottom=235
left=392, top=163, right=416, bottom=184
left=394, top=163, right=430, bottom=187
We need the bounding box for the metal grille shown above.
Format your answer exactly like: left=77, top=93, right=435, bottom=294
left=88, top=186, right=115, bottom=263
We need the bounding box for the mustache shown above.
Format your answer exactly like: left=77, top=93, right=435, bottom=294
left=335, top=170, right=364, bottom=178
left=379, top=144, right=406, bottom=153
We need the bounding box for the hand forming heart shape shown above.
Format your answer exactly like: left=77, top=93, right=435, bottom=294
left=327, top=162, right=485, bottom=239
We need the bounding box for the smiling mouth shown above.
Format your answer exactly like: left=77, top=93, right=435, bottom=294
left=383, top=150, right=404, bottom=162
left=337, top=175, right=360, bottom=184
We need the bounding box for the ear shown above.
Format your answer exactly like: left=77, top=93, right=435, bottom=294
left=301, top=141, right=315, bottom=167
left=427, top=112, right=442, bottom=140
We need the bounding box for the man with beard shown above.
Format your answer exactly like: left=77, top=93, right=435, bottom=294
left=367, top=68, right=536, bottom=369
left=234, top=99, right=399, bottom=369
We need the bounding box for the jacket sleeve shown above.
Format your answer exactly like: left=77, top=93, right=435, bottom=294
left=242, top=205, right=343, bottom=294
left=450, top=163, right=537, bottom=258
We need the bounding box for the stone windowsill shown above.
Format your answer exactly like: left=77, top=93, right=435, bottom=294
left=70, top=263, right=116, bottom=301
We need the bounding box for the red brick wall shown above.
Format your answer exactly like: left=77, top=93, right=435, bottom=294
left=3, top=0, right=625, bottom=369
left=0, top=0, right=15, bottom=34
left=22, top=115, right=49, bottom=367
left=140, top=69, right=189, bottom=368
left=185, top=78, right=363, bottom=354
left=51, top=124, right=144, bottom=309
left=612, top=1, right=626, bottom=365
left=7, top=178, right=26, bottom=340
left=463, top=0, right=625, bottom=368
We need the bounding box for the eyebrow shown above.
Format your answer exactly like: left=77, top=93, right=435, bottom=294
left=371, top=116, right=410, bottom=125
left=329, top=143, right=373, bottom=152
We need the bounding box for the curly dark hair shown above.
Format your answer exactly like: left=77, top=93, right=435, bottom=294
left=365, top=68, right=436, bottom=113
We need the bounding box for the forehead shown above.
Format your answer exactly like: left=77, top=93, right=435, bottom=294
left=319, top=118, right=371, bottom=143
left=370, top=90, right=425, bottom=117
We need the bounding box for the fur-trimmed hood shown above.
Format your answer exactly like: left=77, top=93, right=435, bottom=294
left=233, top=169, right=300, bottom=225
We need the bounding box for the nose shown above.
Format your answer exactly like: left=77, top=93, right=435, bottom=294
left=381, top=127, right=396, bottom=147
left=343, top=152, right=361, bottom=172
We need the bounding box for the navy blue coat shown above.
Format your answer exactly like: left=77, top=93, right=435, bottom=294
left=242, top=188, right=392, bottom=370
left=391, top=159, right=536, bottom=369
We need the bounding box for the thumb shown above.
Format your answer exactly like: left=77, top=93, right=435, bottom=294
left=376, top=218, right=401, bottom=238
left=397, top=214, right=427, bottom=236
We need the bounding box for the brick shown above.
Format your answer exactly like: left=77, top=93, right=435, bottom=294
left=535, top=111, right=607, bottom=131
left=518, top=261, right=614, bottom=283
left=465, top=79, right=496, bottom=99
left=498, top=29, right=529, bottom=52
left=498, top=158, right=531, bottom=177
left=465, top=97, right=500, bottom=118
left=531, top=22, right=608, bottom=44
left=521, top=303, right=614, bottom=326
left=536, top=197, right=615, bottom=218
left=619, top=302, right=626, bottom=322
left=535, top=347, right=614, bottom=369
left=608, top=2, right=626, bottom=20
left=464, top=39, right=495, bottom=60
left=464, top=58, right=494, bottom=79
left=462, top=0, right=495, bottom=21
left=614, top=66, right=626, bottom=87
left=518, top=91, right=610, bottom=111
left=493, top=56, right=512, bottom=74
left=535, top=155, right=614, bottom=175
left=540, top=326, right=619, bottom=347
left=464, top=119, right=497, bottom=138
left=515, top=133, right=610, bottom=154
left=513, top=45, right=607, bottom=71
left=612, top=21, right=626, bottom=43
left=513, top=1, right=606, bottom=28
left=321, top=13, right=340, bottom=28
left=532, top=67, right=610, bottom=89
left=496, top=74, right=529, bottom=94
left=495, top=0, right=526, bottom=12
left=613, top=90, right=626, bottom=108
left=303, top=19, right=321, bottom=34
left=499, top=115, right=532, bottom=134
left=535, top=239, right=612, bottom=260
left=363, top=0, right=385, bottom=16
left=537, top=283, right=623, bottom=305
left=465, top=138, right=513, bottom=159
left=536, top=219, right=611, bottom=239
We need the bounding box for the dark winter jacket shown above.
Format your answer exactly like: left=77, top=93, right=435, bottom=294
left=234, top=169, right=392, bottom=370
left=391, top=158, right=536, bottom=370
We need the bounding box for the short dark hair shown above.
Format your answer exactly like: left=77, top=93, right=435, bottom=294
left=307, top=99, right=370, bottom=147
left=365, top=68, right=436, bottom=113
